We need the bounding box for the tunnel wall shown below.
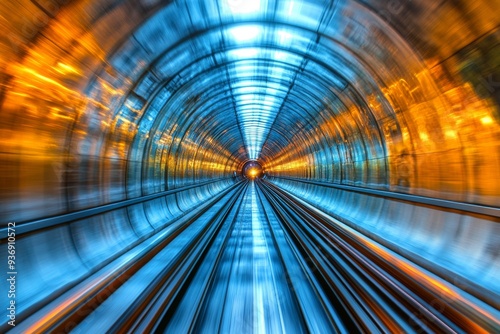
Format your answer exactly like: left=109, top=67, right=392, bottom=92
left=0, top=1, right=247, bottom=224
left=264, top=3, right=500, bottom=206
left=2, top=2, right=498, bottom=219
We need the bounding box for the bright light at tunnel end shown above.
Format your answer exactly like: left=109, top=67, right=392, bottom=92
left=248, top=168, right=258, bottom=178
left=243, top=160, right=263, bottom=179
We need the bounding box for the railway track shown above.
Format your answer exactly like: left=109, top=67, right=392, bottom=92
left=258, top=180, right=500, bottom=333
left=7, top=180, right=500, bottom=333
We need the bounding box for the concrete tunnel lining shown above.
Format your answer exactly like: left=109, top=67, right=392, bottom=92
left=0, top=0, right=499, bottom=330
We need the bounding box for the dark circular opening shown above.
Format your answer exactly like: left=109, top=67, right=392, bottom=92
left=242, top=160, right=263, bottom=179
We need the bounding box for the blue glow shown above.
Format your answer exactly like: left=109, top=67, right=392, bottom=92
left=226, top=0, right=262, bottom=14
left=229, top=25, right=262, bottom=42
left=227, top=46, right=302, bottom=159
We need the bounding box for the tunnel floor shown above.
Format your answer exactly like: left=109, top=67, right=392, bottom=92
left=11, top=180, right=499, bottom=333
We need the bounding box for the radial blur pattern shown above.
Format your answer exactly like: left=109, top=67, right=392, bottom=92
left=1, top=0, right=499, bottom=332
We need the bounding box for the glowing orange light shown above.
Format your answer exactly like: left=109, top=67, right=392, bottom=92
left=481, top=116, right=493, bottom=125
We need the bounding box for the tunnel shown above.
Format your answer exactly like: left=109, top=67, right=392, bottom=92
left=1, top=0, right=500, bottom=332
left=243, top=161, right=264, bottom=179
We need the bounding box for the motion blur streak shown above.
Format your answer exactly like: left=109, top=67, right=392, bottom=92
left=0, top=0, right=499, bottom=332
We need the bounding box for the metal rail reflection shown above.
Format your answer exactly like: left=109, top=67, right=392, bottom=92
left=7, top=180, right=499, bottom=333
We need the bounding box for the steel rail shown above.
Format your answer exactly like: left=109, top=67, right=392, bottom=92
left=260, top=179, right=500, bottom=333
left=4, top=181, right=246, bottom=334
left=114, top=182, right=248, bottom=333
left=273, top=176, right=500, bottom=218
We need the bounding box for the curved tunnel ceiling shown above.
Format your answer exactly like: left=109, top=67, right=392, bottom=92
left=1, top=0, right=500, bottom=331
left=104, top=1, right=394, bottom=164
left=3, top=0, right=498, bottom=216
